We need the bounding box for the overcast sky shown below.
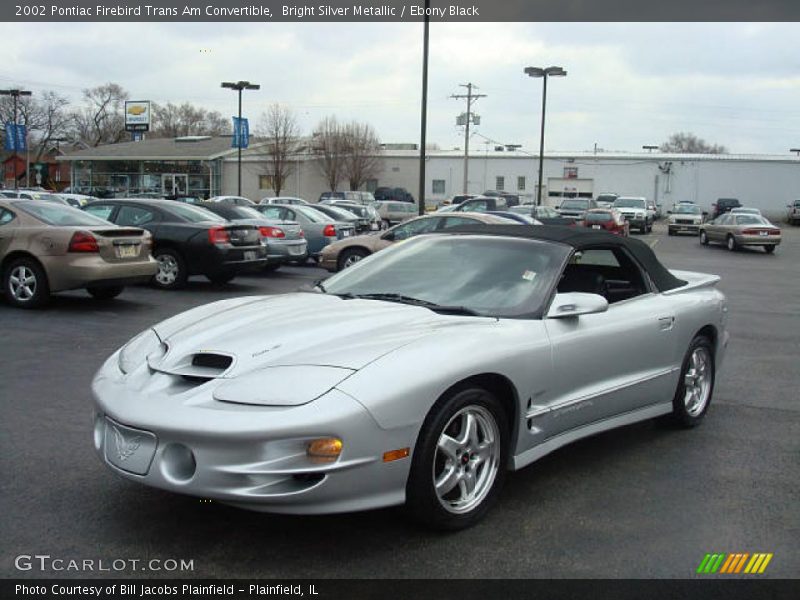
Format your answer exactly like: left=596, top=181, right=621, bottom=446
left=1, top=22, right=799, bottom=154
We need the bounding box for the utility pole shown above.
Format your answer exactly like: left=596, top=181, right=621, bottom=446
left=451, top=83, right=486, bottom=194
left=1, top=88, right=33, bottom=190
left=417, top=0, right=430, bottom=216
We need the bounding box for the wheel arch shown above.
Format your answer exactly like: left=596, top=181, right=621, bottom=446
left=337, top=245, right=372, bottom=268
left=434, top=373, right=520, bottom=463
left=694, top=324, right=718, bottom=356
left=2, top=250, right=48, bottom=278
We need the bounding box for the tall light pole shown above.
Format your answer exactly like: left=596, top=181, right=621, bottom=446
left=417, top=0, right=430, bottom=216
left=221, top=81, right=259, bottom=196
left=1, top=88, right=33, bottom=190
left=524, top=66, right=566, bottom=206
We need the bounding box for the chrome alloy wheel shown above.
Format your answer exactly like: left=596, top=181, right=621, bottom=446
left=433, top=405, right=500, bottom=514
left=342, top=254, right=363, bottom=268
left=684, top=347, right=712, bottom=417
left=155, top=254, right=179, bottom=285
left=8, top=265, right=37, bottom=301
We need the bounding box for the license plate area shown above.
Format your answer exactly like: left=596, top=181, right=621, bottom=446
left=115, top=244, right=140, bottom=259
left=103, top=418, right=157, bottom=475
left=244, top=250, right=257, bottom=261
left=288, top=244, right=306, bottom=255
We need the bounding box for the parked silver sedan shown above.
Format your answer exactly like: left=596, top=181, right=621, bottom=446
left=699, top=213, right=781, bottom=253
left=93, top=225, right=728, bottom=529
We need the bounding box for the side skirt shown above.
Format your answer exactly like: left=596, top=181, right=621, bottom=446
left=511, top=403, right=672, bottom=471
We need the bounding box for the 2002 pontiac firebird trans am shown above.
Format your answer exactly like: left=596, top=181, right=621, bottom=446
left=92, top=225, right=729, bottom=529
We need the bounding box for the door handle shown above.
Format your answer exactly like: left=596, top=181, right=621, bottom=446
left=658, top=316, right=675, bottom=331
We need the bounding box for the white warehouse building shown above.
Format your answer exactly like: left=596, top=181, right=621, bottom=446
left=362, top=149, right=800, bottom=220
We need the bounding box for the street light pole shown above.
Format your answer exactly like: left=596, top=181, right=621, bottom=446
left=221, top=81, right=260, bottom=197
left=417, top=0, right=430, bottom=216
left=1, top=88, right=33, bottom=190
left=524, top=67, right=566, bottom=206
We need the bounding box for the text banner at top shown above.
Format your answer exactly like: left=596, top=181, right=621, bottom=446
left=4, top=0, right=800, bottom=22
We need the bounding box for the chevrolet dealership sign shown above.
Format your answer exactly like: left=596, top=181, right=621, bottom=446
left=125, top=101, right=151, bottom=132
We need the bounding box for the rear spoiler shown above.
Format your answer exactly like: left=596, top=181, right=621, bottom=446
left=662, top=269, right=720, bottom=295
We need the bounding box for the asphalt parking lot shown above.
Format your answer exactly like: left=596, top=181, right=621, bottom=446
left=1, top=222, right=798, bottom=579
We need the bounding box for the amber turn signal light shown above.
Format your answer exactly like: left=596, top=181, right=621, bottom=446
left=382, top=448, right=410, bottom=462
left=307, top=438, right=343, bottom=463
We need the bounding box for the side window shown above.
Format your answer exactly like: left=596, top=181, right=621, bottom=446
left=84, top=204, right=115, bottom=222
left=116, top=206, right=156, bottom=227
left=285, top=209, right=298, bottom=222
left=393, top=218, right=439, bottom=240
left=717, top=214, right=731, bottom=225
left=559, top=247, right=647, bottom=303
left=0, top=208, right=15, bottom=225
left=260, top=206, right=283, bottom=220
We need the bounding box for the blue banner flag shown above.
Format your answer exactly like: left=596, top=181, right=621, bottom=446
left=4, top=123, right=27, bottom=151
left=231, top=117, right=250, bottom=149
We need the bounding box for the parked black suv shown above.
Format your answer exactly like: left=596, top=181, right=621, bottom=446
left=711, top=197, right=742, bottom=219
left=374, top=186, right=415, bottom=203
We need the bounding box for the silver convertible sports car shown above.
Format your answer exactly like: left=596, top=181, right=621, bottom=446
left=92, top=225, right=729, bottom=529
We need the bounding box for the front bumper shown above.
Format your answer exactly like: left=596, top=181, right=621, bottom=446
left=42, top=255, right=158, bottom=292
left=91, top=358, right=413, bottom=514
left=668, top=222, right=701, bottom=234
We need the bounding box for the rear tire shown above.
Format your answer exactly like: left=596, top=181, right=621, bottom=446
left=764, top=245, right=776, bottom=254
left=263, top=263, right=281, bottom=272
left=670, top=335, right=715, bottom=428
left=87, top=285, right=124, bottom=300
left=3, top=257, right=50, bottom=309
left=668, top=229, right=675, bottom=236
left=405, top=387, right=508, bottom=530
left=152, top=249, right=188, bottom=290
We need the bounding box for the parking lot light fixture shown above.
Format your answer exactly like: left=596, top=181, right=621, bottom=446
left=643, top=145, right=659, bottom=153
left=221, top=81, right=260, bottom=196
left=524, top=66, right=566, bottom=207
left=790, top=148, right=800, bottom=156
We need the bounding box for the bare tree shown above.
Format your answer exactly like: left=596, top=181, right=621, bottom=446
left=341, top=121, right=382, bottom=191
left=151, top=102, right=228, bottom=137
left=660, top=132, right=727, bottom=154
left=0, top=90, right=73, bottom=161
left=259, top=104, right=300, bottom=196
left=72, top=83, right=129, bottom=146
left=312, top=116, right=347, bottom=192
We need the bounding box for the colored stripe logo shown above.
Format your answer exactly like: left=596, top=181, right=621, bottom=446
left=697, top=553, right=773, bottom=574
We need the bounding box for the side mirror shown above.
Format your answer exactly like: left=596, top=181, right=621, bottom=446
left=547, top=292, right=609, bottom=319
left=702, top=211, right=708, bottom=216
left=667, top=210, right=672, bottom=215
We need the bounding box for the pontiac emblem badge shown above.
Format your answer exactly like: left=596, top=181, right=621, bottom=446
left=112, top=425, right=142, bottom=462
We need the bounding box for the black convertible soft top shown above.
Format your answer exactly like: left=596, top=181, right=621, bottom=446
left=446, top=224, right=687, bottom=292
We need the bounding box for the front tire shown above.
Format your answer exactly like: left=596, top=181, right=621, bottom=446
left=4, top=257, right=50, bottom=309
left=337, top=247, right=369, bottom=271
left=406, top=387, right=508, bottom=530
left=670, top=335, right=715, bottom=428
left=726, top=235, right=737, bottom=252
left=206, top=272, right=236, bottom=286
left=700, top=230, right=709, bottom=245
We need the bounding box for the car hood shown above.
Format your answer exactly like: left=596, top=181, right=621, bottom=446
left=151, top=293, right=487, bottom=374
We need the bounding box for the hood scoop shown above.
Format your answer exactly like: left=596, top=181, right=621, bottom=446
left=150, top=351, right=236, bottom=383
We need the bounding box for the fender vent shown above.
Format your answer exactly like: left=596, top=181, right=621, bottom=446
left=191, top=353, right=233, bottom=370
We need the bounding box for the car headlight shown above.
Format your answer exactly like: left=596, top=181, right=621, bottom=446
left=118, top=329, right=164, bottom=375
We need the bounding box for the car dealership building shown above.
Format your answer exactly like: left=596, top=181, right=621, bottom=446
left=61, top=137, right=800, bottom=219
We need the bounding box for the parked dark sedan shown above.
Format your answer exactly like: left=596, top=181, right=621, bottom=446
left=83, top=199, right=267, bottom=288
left=197, top=203, right=308, bottom=271
left=509, top=204, right=576, bottom=227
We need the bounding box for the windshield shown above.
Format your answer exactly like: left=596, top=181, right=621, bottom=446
left=166, top=203, right=226, bottom=223
left=15, top=201, right=114, bottom=226
left=229, top=206, right=264, bottom=219
left=322, top=235, right=568, bottom=318
left=294, top=205, right=328, bottom=223
left=675, top=205, right=701, bottom=214
left=614, top=198, right=646, bottom=209
left=560, top=200, right=588, bottom=210
left=337, top=205, right=367, bottom=217
left=595, top=195, right=617, bottom=203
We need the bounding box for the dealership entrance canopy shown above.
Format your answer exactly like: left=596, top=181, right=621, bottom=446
left=58, top=135, right=257, bottom=198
